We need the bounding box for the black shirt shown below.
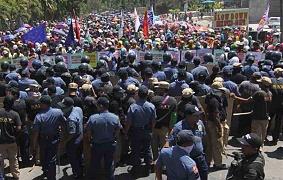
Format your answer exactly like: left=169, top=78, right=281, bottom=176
left=252, top=91, right=269, bottom=120
left=0, top=108, right=21, bottom=144
left=25, top=97, right=41, bottom=122
left=12, top=99, right=27, bottom=126
left=151, top=95, right=177, bottom=128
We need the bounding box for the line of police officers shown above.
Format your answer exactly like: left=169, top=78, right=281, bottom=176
left=0, top=50, right=282, bottom=179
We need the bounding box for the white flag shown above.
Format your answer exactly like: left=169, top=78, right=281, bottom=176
left=134, top=8, right=141, bottom=32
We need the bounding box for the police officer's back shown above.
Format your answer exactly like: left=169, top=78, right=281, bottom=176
left=32, top=95, right=65, bottom=180
left=156, top=130, right=200, bottom=180
left=226, top=133, right=265, bottom=180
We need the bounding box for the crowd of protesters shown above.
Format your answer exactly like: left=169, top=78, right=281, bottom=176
left=0, top=11, right=282, bottom=180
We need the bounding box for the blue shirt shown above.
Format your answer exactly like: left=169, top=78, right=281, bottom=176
left=92, top=78, right=112, bottom=90
left=42, top=87, right=64, bottom=96
left=242, top=65, right=259, bottom=78
left=118, top=77, right=140, bottom=90
left=191, top=66, right=209, bottom=80
left=66, top=107, right=83, bottom=135
left=19, top=91, right=28, bottom=100
left=127, top=99, right=156, bottom=128
left=18, top=78, right=39, bottom=91
left=156, top=146, right=200, bottom=180
left=223, top=80, right=239, bottom=96
left=33, top=108, right=65, bottom=136
left=153, top=71, right=166, bottom=81
left=164, top=66, right=178, bottom=81
left=87, top=111, right=121, bottom=144
left=168, top=80, right=190, bottom=97
left=53, top=77, right=66, bottom=88
left=169, top=120, right=205, bottom=158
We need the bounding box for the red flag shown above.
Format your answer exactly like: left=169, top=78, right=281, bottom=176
left=143, top=10, right=149, bottom=39
left=74, top=16, right=80, bottom=41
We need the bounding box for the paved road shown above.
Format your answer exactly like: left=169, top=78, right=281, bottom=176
left=3, top=136, right=283, bottom=180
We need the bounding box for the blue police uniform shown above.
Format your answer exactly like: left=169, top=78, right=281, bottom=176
left=127, top=99, right=156, bottom=168
left=223, top=80, right=239, bottom=96
left=168, top=80, right=190, bottom=97
left=42, top=87, right=65, bottom=96
left=153, top=71, right=166, bottom=81
left=191, top=66, right=209, bottom=80
left=18, top=78, right=39, bottom=91
left=164, top=66, right=178, bottom=81
left=33, top=108, right=65, bottom=180
left=5, top=72, right=20, bottom=82
left=169, top=120, right=208, bottom=180
left=87, top=111, right=121, bottom=179
left=53, top=76, right=66, bottom=88
left=242, top=65, right=259, bottom=78
left=19, top=91, right=28, bottom=100
left=156, top=146, right=200, bottom=180
left=118, top=77, right=140, bottom=90
left=65, top=107, right=83, bottom=177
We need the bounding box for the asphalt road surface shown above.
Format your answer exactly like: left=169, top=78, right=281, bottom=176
left=2, top=136, right=283, bottom=180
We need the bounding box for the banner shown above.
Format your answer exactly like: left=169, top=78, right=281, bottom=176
left=213, top=8, right=249, bottom=29
left=196, top=49, right=213, bottom=62
left=40, top=55, right=56, bottom=65
left=85, top=52, right=97, bottom=68
left=69, top=53, right=82, bottom=69
left=180, top=50, right=197, bottom=62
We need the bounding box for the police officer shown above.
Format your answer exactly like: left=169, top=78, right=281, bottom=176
left=86, top=97, right=122, bottom=179
left=191, top=57, right=209, bottom=80
left=168, top=69, right=190, bottom=97
left=125, top=85, right=156, bottom=175
left=32, top=95, right=65, bottom=180
left=226, top=133, right=265, bottom=180
left=169, top=104, right=208, bottom=180
left=156, top=130, right=200, bottom=180
left=242, top=55, right=259, bottom=79
left=58, top=97, right=83, bottom=178
left=18, top=70, right=39, bottom=91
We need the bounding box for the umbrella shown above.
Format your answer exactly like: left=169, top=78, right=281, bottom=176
left=15, top=27, right=27, bottom=33
left=55, top=22, right=68, bottom=29
left=52, top=29, right=67, bottom=36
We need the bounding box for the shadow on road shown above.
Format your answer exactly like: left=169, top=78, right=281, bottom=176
left=265, top=147, right=283, bottom=160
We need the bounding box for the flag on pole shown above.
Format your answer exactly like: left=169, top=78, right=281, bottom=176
left=22, top=24, right=46, bottom=43
left=118, top=10, right=124, bottom=38
left=65, top=19, right=75, bottom=47
left=257, top=0, right=270, bottom=32
left=147, top=6, right=155, bottom=26
left=74, top=16, right=81, bottom=41
left=143, top=10, right=149, bottom=38
left=134, top=8, right=141, bottom=32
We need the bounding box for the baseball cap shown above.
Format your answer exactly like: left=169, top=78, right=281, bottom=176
left=182, top=88, right=195, bottom=97
left=237, top=133, right=262, bottom=148
left=153, top=81, right=170, bottom=89
left=40, top=95, right=52, bottom=105
left=127, top=84, right=139, bottom=93
left=184, top=104, right=203, bottom=116
left=176, top=130, right=195, bottom=145
left=258, top=76, right=272, bottom=86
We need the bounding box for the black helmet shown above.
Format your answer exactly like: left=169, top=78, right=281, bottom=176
left=127, top=51, right=136, bottom=62
left=78, top=63, right=89, bottom=73
left=55, top=55, right=64, bottom=64
left=228, top=51, right=237, bottom=60
left=20, top=58, right=28, bottom=67
left=81, top=56, right=90, bottom=64
left=43, top=59, right=52, bottom=67
left=271, top=51, right=282, bottom=65
left=265, top=51, right=273, bottom=60
left=203, top=53, right=214, bottom=63
left=245, top=53, right=255, bottom=63
left=163, top=53, right=172, bottom=63
left=54, top=62, right=68, bottom=73
left=99, top=55, right=109, bottom=62
left=32, top=60, right=42, bottom=70
left=1, top=61, right=10, bottom=70
left=144, top=52, right=153, bottom=61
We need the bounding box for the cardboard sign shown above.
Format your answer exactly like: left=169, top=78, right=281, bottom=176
left=213, top=8, right=249, bottom=29
left=213, top=49, right=225, bottom=63
left=69, top=53, right=82, bottom=69
left=85, top=52, right=97, bottom=68
left=196, top=49, right=213, bottom=63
